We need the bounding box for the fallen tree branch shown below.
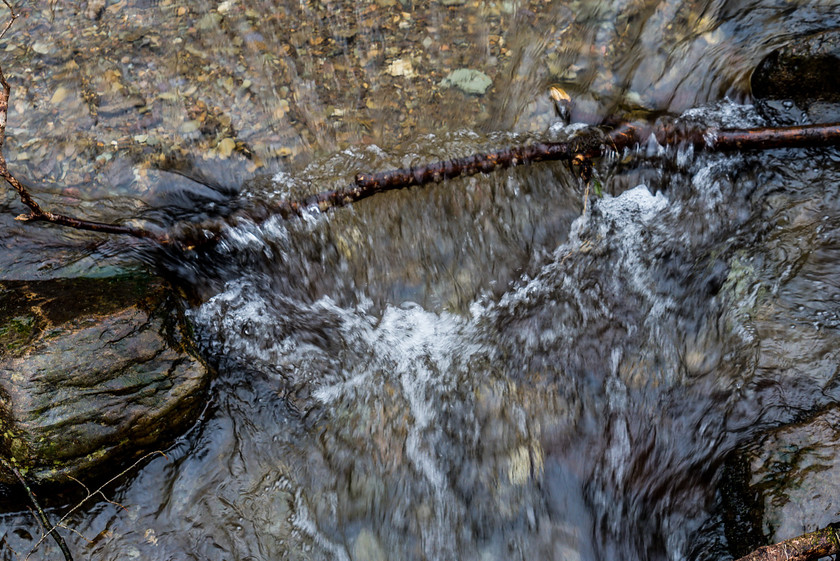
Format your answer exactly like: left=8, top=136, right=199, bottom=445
left=167, top=120, right=840, bottom=249
left=735, top=523, right=840, bottom=561
left=256, top=122, right=839, bottom=221
left=610, top=121, right=840, bottom=153
left=3, top=0, right=840, bottom=244
left=352, top=122, right=840, bottom=196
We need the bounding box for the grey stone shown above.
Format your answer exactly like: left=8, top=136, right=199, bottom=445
left=352, top=529, right=386, bottom=561
left=0, top=275, right=211, bottom=483
left=440, top=68, right=493, bottom=96
left=724, top=406, right=840, bottom=546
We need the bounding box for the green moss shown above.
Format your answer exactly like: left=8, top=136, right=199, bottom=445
left=720, top=253, right=770, bottom=328
left=0, top=315, right=38, bottom=355
left=0, top=274, right=210, bottom=485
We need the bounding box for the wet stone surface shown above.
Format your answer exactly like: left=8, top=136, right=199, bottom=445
left=1, top=1, right=840, bottom=560
left=0, top=275, right=210, bottom=484
left=723, top=406, right=840, bottom=548
left=751, top=29, right=840, bottom=124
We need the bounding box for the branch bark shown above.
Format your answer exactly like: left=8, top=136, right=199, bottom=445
left=3, top=0, right=840, bottom=244
left=170, top=120, right=840, bottom=248
left=352, top=122, right=840, bottom=197
left=736, top=524, right=840, bottom=561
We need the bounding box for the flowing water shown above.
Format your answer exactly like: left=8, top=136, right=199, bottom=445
left=2, top=1, right=840, bottom=560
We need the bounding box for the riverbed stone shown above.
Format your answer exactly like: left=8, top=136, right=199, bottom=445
left=351, top=529, right=386, bottom=561
left=751, top=29, right=840, bottom=124
left=0, top=275, right=210, bottom=484
left=440, top=68, right=493, bottom=95
left=723, top=406, right=840, bottom=548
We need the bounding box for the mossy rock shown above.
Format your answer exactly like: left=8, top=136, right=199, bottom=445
left=751, top=29, right=840, bottom=124
left=0, top=275, right=211, bottom=484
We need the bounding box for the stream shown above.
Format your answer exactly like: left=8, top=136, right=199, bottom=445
left=2, top=1, right=840, bottom=560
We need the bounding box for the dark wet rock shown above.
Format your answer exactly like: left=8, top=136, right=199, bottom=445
left=751, top=29, right=840, bottom=124
left=718, top=453, right=766, bottom=558
left=722, top=406, right=840, bottom=548
left=0, top=275, right=210, bottom=484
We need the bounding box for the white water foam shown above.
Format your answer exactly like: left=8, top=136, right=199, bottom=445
left=496, top=184, right=675, bottom=328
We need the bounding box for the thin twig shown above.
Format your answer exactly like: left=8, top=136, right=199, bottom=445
left=25, top=451, right=168, bottom=559
left=0, top=1, right=17, bottom=46
left=0, top=458, right=73, bottom=561
left=0, top=532, right=19, bottom=560
left=66, top=474, right=129, bottom=513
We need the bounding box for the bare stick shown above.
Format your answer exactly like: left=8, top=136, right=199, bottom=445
left=4, top=0, right=840, bottom=245
left=608, top=121, right=840, bottom=153
left=0, top=458, right=73, bottom=561
left=24, top=451, right=167, bottom=560
left=172, top=119, right=832, bottom=251
left=0, top=0, right=17, bottom=43
left=351, top=122, right=840, bottom=200
left=735, top=523, right=840, bottom=561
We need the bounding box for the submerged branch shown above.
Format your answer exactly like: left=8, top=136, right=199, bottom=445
left=0, top=458, right=73, bottom=561
left=736, top=524, right=840, bottom=561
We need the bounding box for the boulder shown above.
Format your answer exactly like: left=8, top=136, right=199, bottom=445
left=721, top=406, right=840, bottom=555
left=0, top=275, right=210, bottom=484
left=751, top=29, right=840, bottom=124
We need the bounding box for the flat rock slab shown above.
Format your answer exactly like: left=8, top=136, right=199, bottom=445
left=750, top=406, right=840, bottom=541
left=751, top=29, right=840, bottom=124
left=0, top=276, right=210, bottom=484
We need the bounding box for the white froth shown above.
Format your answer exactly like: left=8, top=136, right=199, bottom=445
left=195, top=281, right=485, bottom=497
left=496, top=184, right=676, bottom=336
left=680, top=99, right=764, bottom=128
left=270, top=171, right=298, bottom=199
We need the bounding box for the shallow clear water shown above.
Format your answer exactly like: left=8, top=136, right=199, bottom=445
left=2, top=1, right=840, bottom=560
